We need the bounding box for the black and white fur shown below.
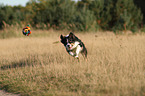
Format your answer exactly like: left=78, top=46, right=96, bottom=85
left=60, top=32, right=87, bottom=59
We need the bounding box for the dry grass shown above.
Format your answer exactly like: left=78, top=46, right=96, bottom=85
left=0, top=31, right=145, bottom=96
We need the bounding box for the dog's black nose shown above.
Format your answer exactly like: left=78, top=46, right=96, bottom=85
left=67, top=45, right=70, bottom=48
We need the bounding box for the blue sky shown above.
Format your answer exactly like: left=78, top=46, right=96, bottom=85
left=0, top=0, right=29, bottom=6
left=0, top=0, right=79, bottom=6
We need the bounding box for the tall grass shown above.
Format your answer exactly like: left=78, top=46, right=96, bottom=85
left=0, top=31, right=145, bottom=96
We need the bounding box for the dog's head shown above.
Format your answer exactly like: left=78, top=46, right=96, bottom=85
left=60, top=32, right=78, bottom=50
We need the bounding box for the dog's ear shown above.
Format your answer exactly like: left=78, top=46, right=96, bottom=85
left=69, top=32, right=74, bottom=36
left=60, top=35, right=63, bottom=39
left=69, top=32, right=75, bottom=39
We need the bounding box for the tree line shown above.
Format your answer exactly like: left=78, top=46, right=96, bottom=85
left=0, top=0, right=144, bottom=32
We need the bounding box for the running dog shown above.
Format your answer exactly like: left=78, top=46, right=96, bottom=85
left=60, top=32, right=87, bottom=60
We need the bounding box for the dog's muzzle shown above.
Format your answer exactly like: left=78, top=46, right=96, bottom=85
left=66, top=43, right=73, bottom=50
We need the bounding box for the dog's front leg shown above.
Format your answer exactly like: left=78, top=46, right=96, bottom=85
left=68, top=51, right=75, bottom=57
left=69, top=51, right=79, bottom=61
left=75, top=45, right=82, bottom=58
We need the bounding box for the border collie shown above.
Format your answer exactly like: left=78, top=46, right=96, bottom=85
left=60, top=32, right=87, bottom=60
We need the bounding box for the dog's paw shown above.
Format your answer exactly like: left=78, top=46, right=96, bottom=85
left=75, top=56, right=79, bottom=62
left=75, top=56, right=79, bottom=59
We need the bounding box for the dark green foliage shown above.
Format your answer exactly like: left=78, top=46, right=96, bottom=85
left=33, top=0, right=76, bottom=29
left=134, top=0, right=145, bottom=24
left=0, top=4, right=28, bottom=29
left=0, top=0, right=144, bottom=32
left=88, top=0, right=113, bottom=30
left=0, top=5, right=15, bottom=29
left=71, top=8, right=95, bottom=31
left=113, top=0, right=143, bottom=31
left=31, top=0, right=95, bottom=31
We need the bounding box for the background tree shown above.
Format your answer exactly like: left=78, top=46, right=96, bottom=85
left=0, top=0, right=144, bottom=32
left=88, top=0, right=113, bottom=30
left=0, top=5, right=16, bottom=28
left=113, top=0, right=143, bottom=32
left=134, top=0, right=145, bottom=24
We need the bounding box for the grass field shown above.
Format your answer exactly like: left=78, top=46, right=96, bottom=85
left=0, top=30, right=145, bottom=96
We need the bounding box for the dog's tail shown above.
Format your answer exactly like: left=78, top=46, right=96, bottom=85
left=82, top=49, right=87, bottom=61
left=84, top=49, right=87, bottom=58
left=81, top=46, right=87, bottom=59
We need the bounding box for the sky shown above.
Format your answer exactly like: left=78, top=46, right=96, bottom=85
left=0, top=0, right=30, bottom=6
left=0, top=0, right=79, bottom=6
